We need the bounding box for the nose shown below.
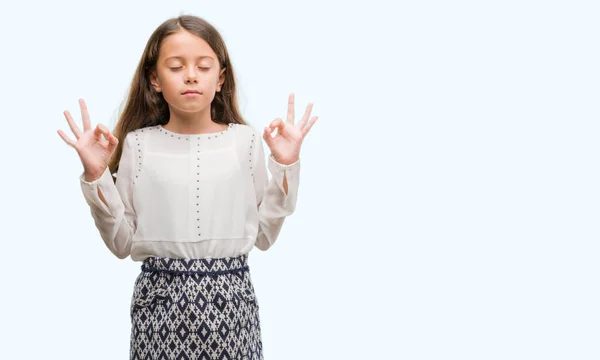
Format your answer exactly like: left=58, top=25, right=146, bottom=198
left=185, top=69, right=198, bottom=84
left=185, top=76, right=198, bottom=84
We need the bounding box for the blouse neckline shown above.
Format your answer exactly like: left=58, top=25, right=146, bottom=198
left=157, top=123, right=235, bottom=139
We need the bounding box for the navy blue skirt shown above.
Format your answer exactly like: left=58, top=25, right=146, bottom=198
left=130, top=254, right=263, bottom=359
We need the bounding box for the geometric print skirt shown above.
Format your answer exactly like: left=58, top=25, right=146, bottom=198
left=130, top=254, right=263, bottom=359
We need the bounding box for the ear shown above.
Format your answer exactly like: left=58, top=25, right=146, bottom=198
left=216, top=68, right=226, bottom=92
left=149, top=71, right=162, bottom=93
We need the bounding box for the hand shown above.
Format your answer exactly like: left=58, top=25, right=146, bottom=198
left=57, top=99, right=119, bottom=182
left=263, top=93, right=318, bottom=165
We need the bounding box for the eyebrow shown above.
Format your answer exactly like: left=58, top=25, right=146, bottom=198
left=164, top=56, right=214, bottom=61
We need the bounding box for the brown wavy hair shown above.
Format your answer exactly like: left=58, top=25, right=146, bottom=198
left=108, top=15, right=246, bottom=177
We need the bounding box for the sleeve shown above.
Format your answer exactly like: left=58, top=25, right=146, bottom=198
left=252, top=132, right=301, bottom=251
left=79, top=133, right=137, bottom=259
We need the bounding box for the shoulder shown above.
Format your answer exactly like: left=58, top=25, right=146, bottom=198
left=130, top=125, right=159, bottom=136
left=232, top=123, right=261, bottom=141
left=124, top=125, right=160, bottom=142
left=232, top=123, right=264, bottom=153
left=120, top=126, right=160, bottom=155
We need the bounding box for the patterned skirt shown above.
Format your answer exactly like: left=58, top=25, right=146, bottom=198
left=130, top=254, right=263, bottom=359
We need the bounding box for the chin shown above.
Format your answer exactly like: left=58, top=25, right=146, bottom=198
left=173, top=103, right=210, bottom=114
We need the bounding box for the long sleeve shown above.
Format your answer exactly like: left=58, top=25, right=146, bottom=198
left=252, top=133, right=301, bottom=251
left=79, top=133, right=137, bottom=259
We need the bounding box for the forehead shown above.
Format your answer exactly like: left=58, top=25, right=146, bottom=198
left=159, top=30, right=217, bottom=61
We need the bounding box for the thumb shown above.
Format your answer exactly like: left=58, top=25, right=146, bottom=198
left=107, top=132, right=119, bottom=154
left=97, top=124, right=118, bottom=146
left=94, top=124, right=119, bottom=153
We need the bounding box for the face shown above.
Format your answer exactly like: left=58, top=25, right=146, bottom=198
left=150, top=30, right=225, bottom=114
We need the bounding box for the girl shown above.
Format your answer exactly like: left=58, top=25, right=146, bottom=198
left=57, top=15, right=317, bottom=359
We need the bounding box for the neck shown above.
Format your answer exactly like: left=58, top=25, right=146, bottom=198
left=163, top=106, right=227, bottom=134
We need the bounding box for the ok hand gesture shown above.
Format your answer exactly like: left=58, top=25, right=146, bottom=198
left=57, top=99, right=118, bottom=182
left=262, top=93, right=318, bottom=165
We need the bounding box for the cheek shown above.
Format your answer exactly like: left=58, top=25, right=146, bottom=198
left=162, top=75, right=181, bottom=89
left=160, top=79, right=182, bottom=102
left=203, top=73, right=219, bottom=87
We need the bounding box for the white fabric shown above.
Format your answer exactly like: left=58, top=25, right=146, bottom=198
left=79, top=123, right=300, bottom=261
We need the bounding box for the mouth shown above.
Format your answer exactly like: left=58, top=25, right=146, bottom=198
left=182, top=90, right=201, bottom=95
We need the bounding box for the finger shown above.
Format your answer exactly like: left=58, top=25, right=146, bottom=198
left=92, top=125, right=110, bottom=149
left=298, top=103, right=313, bottom=129
left=95, top=124, right=116, bottom=148
left=286, top=93, right=295, bottom=125
left=268, top=118, right=285, bottom=136
left=100, top=124, right=119, bottom=152
left=97, top=124, right=119, bottom=145
left=97, top=123, right=118, bottom=147
left=262, top=126, right=275, bottom=149
left=57, top=129, right=76, bottom=148
left=63, top=110, right=82, bottom=139
left=93, top=124, right=104, bottom=142
left=301, top=116, right=318, bottom=137
left=79, top=99, right=92, bottom=132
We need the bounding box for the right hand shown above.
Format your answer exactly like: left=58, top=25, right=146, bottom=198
left=57, top=99, right=119, bottom=182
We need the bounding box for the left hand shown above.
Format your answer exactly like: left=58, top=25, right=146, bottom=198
left=263, top=93, right=318, bottom=165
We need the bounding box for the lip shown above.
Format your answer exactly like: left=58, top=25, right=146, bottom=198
left=182, top=90, right=201, bottom=95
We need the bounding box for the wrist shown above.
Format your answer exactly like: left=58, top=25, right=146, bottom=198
left=83, top=168, right=106, bottom=183
left=271, top=154, right=299, bottom=165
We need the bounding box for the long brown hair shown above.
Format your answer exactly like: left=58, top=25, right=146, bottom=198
left=108, top=15, right=245, bottom=177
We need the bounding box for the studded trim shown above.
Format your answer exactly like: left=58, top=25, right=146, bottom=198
left=156, top=123, right=234, bottom=140
left=134, top=130, right=143, bottom=184
left=196, top=134, right=201, bottom=237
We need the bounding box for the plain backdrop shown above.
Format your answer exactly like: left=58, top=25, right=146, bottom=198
left=0, top=0, right=599, bottom=359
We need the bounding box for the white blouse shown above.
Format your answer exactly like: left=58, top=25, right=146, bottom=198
left=79, top=123, right=300, bottom=261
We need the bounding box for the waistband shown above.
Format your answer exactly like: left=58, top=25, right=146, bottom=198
left=141, top=254, right=249, bottom=276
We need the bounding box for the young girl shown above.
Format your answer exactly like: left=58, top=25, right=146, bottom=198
left=57, top=15, right=317, bottom=359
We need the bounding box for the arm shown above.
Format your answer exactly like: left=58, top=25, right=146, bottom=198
left=252, top=92, right=318, bottom=249
left=79, top=133, right=136, bottom=259
left=252, top=133, right=300, bottom=251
